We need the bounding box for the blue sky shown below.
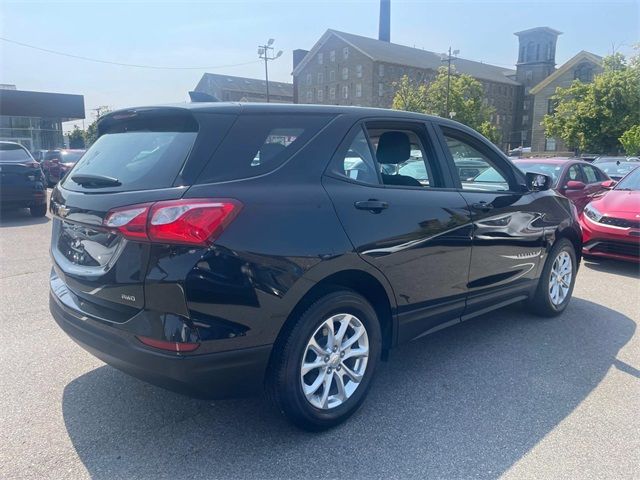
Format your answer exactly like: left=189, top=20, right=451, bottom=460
left=1, top=0, right=638, bottom=130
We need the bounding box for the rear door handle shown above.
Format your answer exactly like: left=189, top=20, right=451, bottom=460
left=471, top=201, right=494, bottom=212
left=355, top=200, right=389, bottom=213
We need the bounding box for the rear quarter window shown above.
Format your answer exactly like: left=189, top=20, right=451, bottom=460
left=198, top=114, right=333, bottom=183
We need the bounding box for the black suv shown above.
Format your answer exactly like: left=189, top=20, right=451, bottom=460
left=49, top=104, right=581, bottom=430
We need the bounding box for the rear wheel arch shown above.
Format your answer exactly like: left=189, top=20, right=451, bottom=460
left=271, top=269, right=396, bottom=365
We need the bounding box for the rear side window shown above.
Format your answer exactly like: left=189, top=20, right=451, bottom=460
left=62, top=111, right=198, bottom=192
left=198, top=114, right=332, bottom=183
left=0, top=143, right=31, bottom=162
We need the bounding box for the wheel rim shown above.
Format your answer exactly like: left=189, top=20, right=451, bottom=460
left=300, top=313, right=369, bottom=410
left=548, top=251, right=572, bottom=306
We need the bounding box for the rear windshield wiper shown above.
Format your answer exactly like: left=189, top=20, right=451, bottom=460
left=71, top=174, right=122, bottom=188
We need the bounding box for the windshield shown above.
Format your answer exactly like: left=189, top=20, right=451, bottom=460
left=515, top=162, right=562, bottom=184
left=0, top=143, right=32, bottom=162
left=597, top=162, right=638, bottom=178
left=615, top=167, right=640, bottom=191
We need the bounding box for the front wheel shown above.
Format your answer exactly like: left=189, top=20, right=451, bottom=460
left=528, top=238, right=577, bottom=317
left=268, top=290, right=381, bottom=431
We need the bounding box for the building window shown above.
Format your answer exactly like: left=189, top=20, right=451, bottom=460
left=523, top=101, right=529, bottom=111
left=329, top=87, right=336, bottom=100
left=356, top=64, right=363, bottom=78
left=574, top=63, right=594, bottom=83
left=330, top=50, right=335, bottom=62
left=378, top=83, right=384, bottom=96
left=317, top=89, right=323, bottom=101
left=329, top=70, right=335, bottom=81
left=355, top=83, right=362, bottom=97
left=342, top=67, right=349, bottom=80
left=522, top=114, right=529, bottom=124
left=547, top=99, right=557, bottom=114
left=318, top=52, right=323, bottom=64
left=378, top=64, right=384, bottom=77
left=343, top=47, right=349, bottom=59
left=306, top=90, right=313, bottom=102
left=306, top=73, right=312, bottom=86
left=342, top=85, right=349, bottom=99
left=545, top=137, right=557, bottom=151
left=317, top=72, right=323, bottom=84
left=525, top=70, right=533, bottom=84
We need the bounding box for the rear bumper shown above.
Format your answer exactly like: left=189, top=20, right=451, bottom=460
left=49, top=291, right=273, bottom=399
left=0, top=185, right=46, bottom=208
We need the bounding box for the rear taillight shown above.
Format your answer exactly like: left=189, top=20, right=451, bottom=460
left=103, top=198, right=241, bottom=246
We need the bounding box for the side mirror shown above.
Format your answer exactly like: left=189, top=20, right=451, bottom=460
left=566, top=180, right=586, bottom=190
left=526, top=171, right=552, bottom=191
left=601, top=179, right=616, bottom=189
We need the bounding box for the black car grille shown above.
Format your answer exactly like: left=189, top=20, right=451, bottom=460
left=587, top=240, right=640, bottom=258
left=599, top=216, right=640, bottom=229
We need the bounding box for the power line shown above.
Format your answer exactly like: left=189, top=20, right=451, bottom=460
left=0, top=36, right=261, bottom=70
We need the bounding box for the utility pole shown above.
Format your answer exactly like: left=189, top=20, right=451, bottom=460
left=441, top=47, right=459, bottom=118
left=258, top=39, right=283, bottom=103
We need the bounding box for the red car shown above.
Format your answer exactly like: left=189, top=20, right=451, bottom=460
left=513, top=158, right=614, bottom=213
left=581, top=167, right=640, bottom=262
left=42, top=149, right=86, bottom=186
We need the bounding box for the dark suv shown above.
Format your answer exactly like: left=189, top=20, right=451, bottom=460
left=49, top=104, right=581, bottom=430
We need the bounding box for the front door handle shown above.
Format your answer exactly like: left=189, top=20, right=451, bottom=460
left=471, top=201, right=494, bottom=212
left=355, top=200, right=389, bottom=213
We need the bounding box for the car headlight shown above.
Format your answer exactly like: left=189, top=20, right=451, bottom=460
left=584, top=203, right=603, bottom=222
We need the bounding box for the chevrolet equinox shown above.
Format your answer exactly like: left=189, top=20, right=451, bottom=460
left=49, top=103, right=581, bottom=430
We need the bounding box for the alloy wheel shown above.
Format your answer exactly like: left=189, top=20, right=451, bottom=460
left=300, top=313, right=369, bottom=410
left=548, top=250, right=572, bottom=306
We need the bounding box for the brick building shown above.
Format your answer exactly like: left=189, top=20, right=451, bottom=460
left=292, top=25, right=602, bottom=153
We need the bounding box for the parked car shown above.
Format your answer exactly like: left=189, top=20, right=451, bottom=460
left=32, top=149, right=49, bottom=163
left=593, top=155, right=640, bottom=164
left=581, top=167, right=640, bottom=262
left=42, top=149, right=86, bottom=186
left=49, top=104, right=581, bottom=430
left=0, top=141, right=47, bottom=217
left=595, top=161, right=639, bottom=181
left=513, top=158, right=613, bottom=212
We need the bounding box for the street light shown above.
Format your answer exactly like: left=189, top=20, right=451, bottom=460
left=441, top=47, right=459, bottom=118
left=258, top=39, right=282, bottom=102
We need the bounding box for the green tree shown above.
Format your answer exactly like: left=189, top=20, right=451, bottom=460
left=542, top=52, right=640, bottom=153
left=619, top=125, right=640, bottom=155
left=391, top=67, right=497, bottom=143
left=391, top=75, right=427, bottom=112
left=67, top=125, right=85, bottom=148
left=84, top=106, right=112, bottom=147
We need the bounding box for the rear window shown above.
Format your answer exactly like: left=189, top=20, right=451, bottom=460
left=198, top=114, right=332, bottom=183
left=0, top=143, right=31, bottom=162
left=62, top=111, right=198, bottom=192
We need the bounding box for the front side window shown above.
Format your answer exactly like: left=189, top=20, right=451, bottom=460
left=442, top=130, right=511, bottom=191
left=566, top=164, right=583, bottom=183
left=582, top=164, right=600, bottom=184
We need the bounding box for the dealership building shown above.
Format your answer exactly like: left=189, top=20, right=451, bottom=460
left=0, top=85, right=85, bottom=151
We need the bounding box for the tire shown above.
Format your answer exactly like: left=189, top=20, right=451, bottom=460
left=30, top=204, right=47, bottom=217
left=268, top=290, right=381, bottom=431
left=528, top=238, right=577, bottom=317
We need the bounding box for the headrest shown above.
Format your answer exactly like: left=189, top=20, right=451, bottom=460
left=376, top=131, right=411, bottom=164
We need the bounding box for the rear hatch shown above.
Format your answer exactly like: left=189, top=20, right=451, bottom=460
left=50, top=107, right=236, bottom=320
left=0, top=143, right=43, bottom=199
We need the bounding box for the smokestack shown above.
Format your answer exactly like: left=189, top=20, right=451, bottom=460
left=379, top=0, right=390, bottom=42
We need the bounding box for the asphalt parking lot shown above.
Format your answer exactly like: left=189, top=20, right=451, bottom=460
left=1, top=203, right=638, bottom=480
